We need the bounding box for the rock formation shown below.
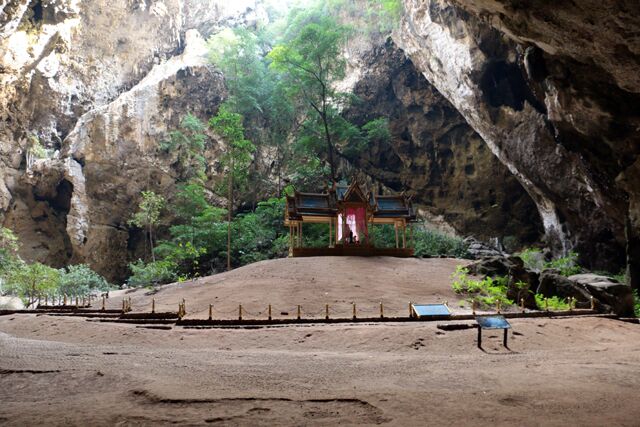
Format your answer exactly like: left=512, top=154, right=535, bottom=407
left=342, top=39, right=542, bottom=248
left=396, top=0, right=640, bottom=283
left=0, top=0, right=265, bottom=280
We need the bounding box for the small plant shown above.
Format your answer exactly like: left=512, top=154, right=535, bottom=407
left=451, top=266, right=513, bottom=308
left=634, top=290, right=640, bottom=318
left=58, top=264, right=111, bottom=297
left=534, top=294, right=571, bottom=311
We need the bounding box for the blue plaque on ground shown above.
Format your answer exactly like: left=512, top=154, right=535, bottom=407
left=476, top=315, right=511, bottom=329
left=475, top=315, right=512, bottom=348
left=412, top=303, right=451, bottom=318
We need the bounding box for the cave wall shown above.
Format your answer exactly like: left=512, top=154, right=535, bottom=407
left=0, top=0, right=266, bottom=281
left=396, top=0, right=640, bottom=277
left=342, top=39, right=543, bottom=248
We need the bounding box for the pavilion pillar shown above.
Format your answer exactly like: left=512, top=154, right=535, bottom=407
left=395, top=222, right=399, bottom=248
left=402, top=222, right=406, bottom=249
left=329, top=218, right=333, bottom=248
left=289, top=225, right=293, bottom=256
left=298, top=222, right=303, bottom=247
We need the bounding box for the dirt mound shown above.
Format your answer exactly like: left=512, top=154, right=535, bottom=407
left=107, top=257, right=469, bottom=319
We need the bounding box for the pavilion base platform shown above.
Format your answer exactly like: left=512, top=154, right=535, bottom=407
left=291, top=245, right=414, bottom=258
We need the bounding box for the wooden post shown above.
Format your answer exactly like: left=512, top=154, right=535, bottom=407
left=297, top=304, right=301, bottom=320
left=268, top=304, right=272, bottom=321
left=325, top=304, right=329, bottom=320
left=380, top=302, right=384, bottom=319
left=402, top=224, right=406, bottom=249
left=352, top=303, right=356, bottom=320
left=590, top=296, right=595, bottom=310
left=239, top=304, right=242, bottom=321
left=409, top=301, right=412, bottom=319
left=545, top=297, right=549, bottom=312
left=496, top=300, right=501, bottom=314
left=64, top=294, right=67, bottom=306
left=520, top=298, right=525, bottom=313
left=209, top=304, right=213, bottom=321
left=395, top=222, right=399, bottom=248
left=472, top=299, right=477, bottom=315
left=102, top=296, right=106, bottom=311
left=75, top=295, right=78, bottom=307
left=477, top=326, right=482, bottom=348
left=152, top=298, right=155, bottom=314
left=122, top=299, right=126, bottom=313
left=129, top=296, right=132, bottom=312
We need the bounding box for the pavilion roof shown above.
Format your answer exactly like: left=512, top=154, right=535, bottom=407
left=286, top=181, right=417, bottom=222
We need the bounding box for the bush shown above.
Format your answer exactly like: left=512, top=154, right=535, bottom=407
left=451, top=266, right=512, bottom=308
left=634, top=290, right=640, bottom=318
left=546, top=251, right=581, bottom=276
left=518, top=248, right=546, bottom=272
left=59, top=264, right=110, bottom=296
left=127, top=260, right=177, bottom=288
left=4, top=262, right=60, bottom=307
left=534, top=294, right=570, bottom=311
left=518, top=248, right=582, bottom=277
left=371, top=224, right=468, bottom=258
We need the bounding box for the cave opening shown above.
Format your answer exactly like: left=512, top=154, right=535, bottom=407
left=50, top=179, right=73, bottom=215
left=479, top=60, right=545, bottom=113
left=32, top=0, right=44, bottom=23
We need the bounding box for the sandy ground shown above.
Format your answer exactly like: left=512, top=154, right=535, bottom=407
left=1, top=257, right=640, bottom=426
left=105, top=257, right=470, bottom=319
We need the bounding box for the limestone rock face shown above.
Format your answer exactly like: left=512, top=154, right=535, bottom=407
left=396, top=0, right=640, bottom=275
left=343, top=39, right=543, bottom=247
left=0, top=0, right=265, bottom=280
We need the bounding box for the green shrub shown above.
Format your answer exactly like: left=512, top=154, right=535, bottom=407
left=371, top=224, right=468, bottom=258
left=534, top=294, right=571, bottom=311
left=59, top=264, right=111, bottom=296
left=633, top=290, right=640, bottom=318
left=451, top=266, right=512, bottom=308
left=518, top=247, right=545, bottom=272
left=546, top=251, right=582, bottom=276
left=127, top=260, right=177, bottom=288
left=518, top=248, right=582, bottom=277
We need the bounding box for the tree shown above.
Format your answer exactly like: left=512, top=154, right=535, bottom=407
left=268, top=12, right=350, bottom=182
left=209, top=103, right=256, bottom=270
left=159, top=114, right=208, bottom=181
left=5, top=262, right=60, bottom=308
left=58, top=264, right=110, bottom=297
left=128, top=191, right=165, bottom=262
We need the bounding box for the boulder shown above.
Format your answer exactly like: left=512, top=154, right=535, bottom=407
left=0, top=296, right=25, bottom=310
left=467, top=255, right=538, bottom=309
left=537, top=271, right=593, bottom=308
left=569, top=274, right=635, bottom=317
left=463, top=237, right=506, bottom=259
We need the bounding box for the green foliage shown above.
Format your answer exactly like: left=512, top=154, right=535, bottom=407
left=159, top=114, right=207, bottom=180
left=129, top=190, right=165, bottom=262
left=546, top=251, right=582, bottom=276
left=127, top=259, right=178, bottom=288
left=58, top=264, right=110, bottom=297
left=5, top=262, right=60, bottom=307
left=370, top=224, right=468, bottom=257
left=534, top=294, right=571, bottom=311
left=450, top=266, right=513, bottom=308
left=518, top=247, right=582, bottom=276
left=634, top=290, right=640, bottom=318
left=413, top=227, right=469, bottom=258
left=518, top=247, right=546, bottom=272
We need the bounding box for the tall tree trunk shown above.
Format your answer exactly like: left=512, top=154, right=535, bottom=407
left=227, top=156, right=234, bottom=271
left=149, top=224, right=156, bottom=262
left=321, top=112, right=336, bottom=183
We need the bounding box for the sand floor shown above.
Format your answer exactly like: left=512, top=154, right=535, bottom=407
left=1, top=257, right=639, bottom=426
